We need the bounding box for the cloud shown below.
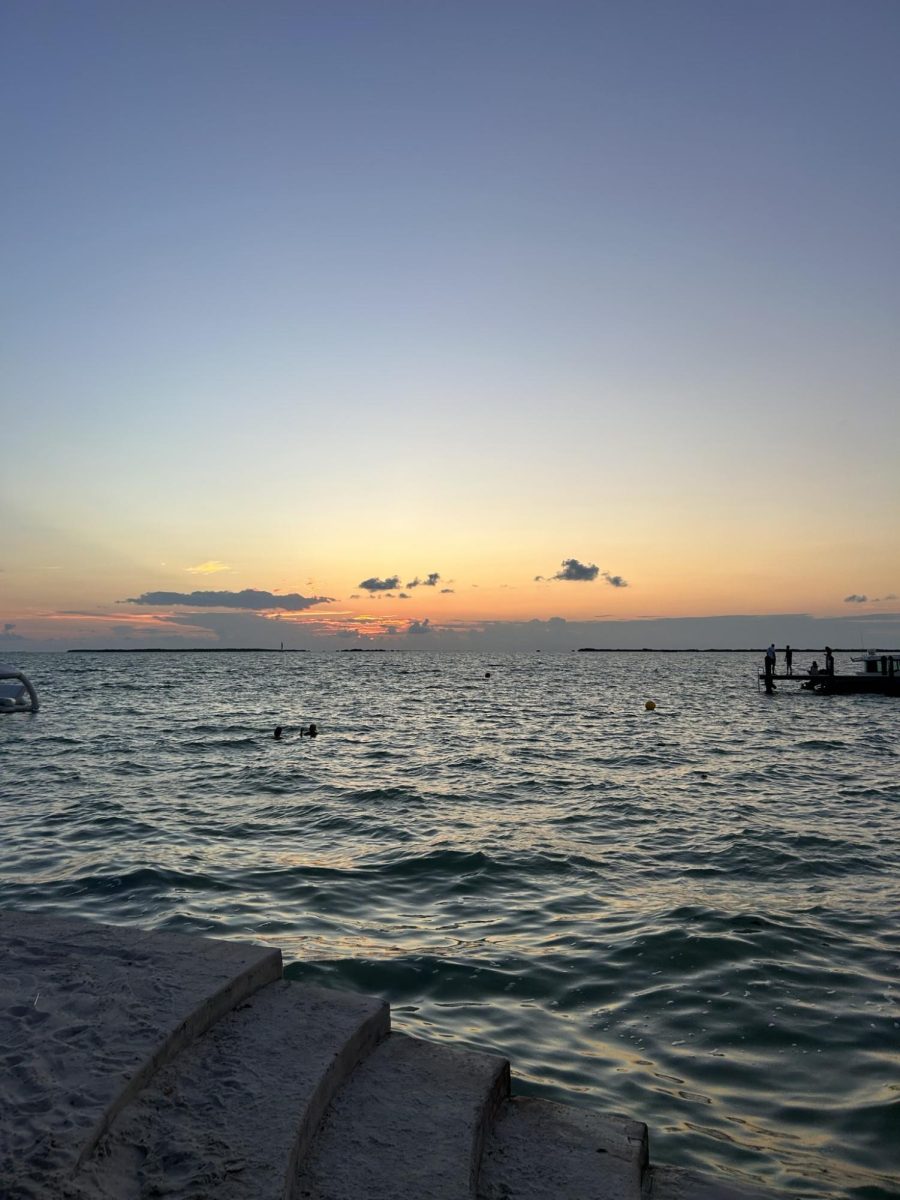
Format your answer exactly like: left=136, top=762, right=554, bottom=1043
left=407, top=618, right=433, bottom=635
left=358, top=575, right=401, bottom=592
left=398, top=593, right=411, bottom=599
left=121, top=589, right=333, bottom=611
left=3, top=623, right=15, bottom=633
left=440, top=588, right=454, bottom=594
left=186, top=560, right=230, bottom=575
left=406, top=572, right=441, bottom=588
left=552, top=558, right=600, bottom=582
left=844, top=591, right=898, bottom=603
left=542, top=560, right=628, bottom=586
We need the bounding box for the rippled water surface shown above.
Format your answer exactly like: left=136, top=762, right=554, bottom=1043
left=1, top=650, right=898, bottom=1197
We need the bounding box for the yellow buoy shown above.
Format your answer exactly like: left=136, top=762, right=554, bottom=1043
left=645, top=700, right=656, bottom=711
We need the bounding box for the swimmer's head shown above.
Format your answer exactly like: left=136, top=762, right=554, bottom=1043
left=273, top=726, right=283, bottom=739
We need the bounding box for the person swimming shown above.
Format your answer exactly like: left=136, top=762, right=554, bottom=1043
left=273, top=723, right=317, bottom=739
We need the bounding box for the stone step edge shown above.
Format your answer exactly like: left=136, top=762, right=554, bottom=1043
left=77, top=942, right=283, bottom=1167
left=286, top=998, right=392, bottom=1199
left=478, top=1092, right=650, bottom=1200
left=472, top=1056, right=513, bottom=1194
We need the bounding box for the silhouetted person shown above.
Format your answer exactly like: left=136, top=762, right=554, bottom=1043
left=301, top=723, right=318, bottom=737
left=809, top=661, right=820, bottom=676
left=766, top=643, right=776, bottom=674
left=763, top=652, right=775, bottom=694
left=784, top=645, right=793, bottom=676
left=825, top=646, right=835, bottom=675
left=273, top=726, right=283, bottom=740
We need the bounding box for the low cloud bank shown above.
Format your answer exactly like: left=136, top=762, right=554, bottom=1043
left=8, top=605, right=900, bottom=653
left=122, top=589, right=333, bottom=611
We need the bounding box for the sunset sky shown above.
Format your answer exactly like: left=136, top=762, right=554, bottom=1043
left=2, top=2, right=899, bottom=651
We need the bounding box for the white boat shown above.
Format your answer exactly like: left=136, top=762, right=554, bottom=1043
left=0, top=664, right=40, bottom=713
left=850, top=650, right=900, bottom=676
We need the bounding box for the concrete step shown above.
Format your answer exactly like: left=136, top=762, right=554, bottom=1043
left=0, top=915, right=781, bottom=1200
left=0, top=911, right=280, bottom=1195
left=295, top=1031, right=510, bottom=1200
left=78, top=979, right=389, bottom=1200
left=477, top=1095, right=648, bottom=1200
left=643, top=1164, right=771, bottom=1200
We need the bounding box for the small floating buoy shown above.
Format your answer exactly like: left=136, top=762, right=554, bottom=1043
left=485, top=672, right=491, bottom=678
left=644, top=700, right=656, bottom=711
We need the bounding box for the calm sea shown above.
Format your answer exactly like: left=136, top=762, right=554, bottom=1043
left=1, top=650, right=897, bottom=1198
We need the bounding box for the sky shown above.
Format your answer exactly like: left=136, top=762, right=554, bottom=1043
left=2, top=1, right=899, bottom=651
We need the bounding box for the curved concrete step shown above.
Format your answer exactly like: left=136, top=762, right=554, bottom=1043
left=296, top=1031, right=510, bottom=1200
left=78, top=979, right=389, bottom=1199
left=477, top=1095, right=648, bottom=1200
left=0, top=911, right=280, bottom=1196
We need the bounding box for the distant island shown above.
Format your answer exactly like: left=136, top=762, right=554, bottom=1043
left=67, top=648, right=308, bottom=653
left=575, top=647, right=859, bottom=653
left=60, top=646, right=868, bottom=655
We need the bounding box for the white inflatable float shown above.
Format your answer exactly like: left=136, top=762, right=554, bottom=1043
left=0, top=664, right=39, bottom=713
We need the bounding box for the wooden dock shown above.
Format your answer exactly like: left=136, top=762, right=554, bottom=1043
left=758, top=671, right=900, bottom=695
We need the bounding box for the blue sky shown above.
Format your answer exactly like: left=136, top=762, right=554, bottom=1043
left=2, top=1, right=898, bottom=649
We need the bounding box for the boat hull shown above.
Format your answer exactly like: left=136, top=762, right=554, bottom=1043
left=807, top=676, right=900, bottom=696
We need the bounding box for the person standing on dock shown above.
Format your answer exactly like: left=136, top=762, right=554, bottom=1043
left=825, top=646, right=835, bottom=675
left=763, top=646, right=776, bottom=693
left=784, top=645, right=793, bottom=675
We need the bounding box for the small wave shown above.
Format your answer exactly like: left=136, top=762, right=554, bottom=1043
left=344, top=786, right=421, bottom=803
left=181, top=736, right=261, bottom=750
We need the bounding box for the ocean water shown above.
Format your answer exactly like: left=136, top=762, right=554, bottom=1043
left=1, top=650, right=897, bottom=1198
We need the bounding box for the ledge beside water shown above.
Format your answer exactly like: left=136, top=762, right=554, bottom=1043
left=0, top=910, right=772, bottom=1200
